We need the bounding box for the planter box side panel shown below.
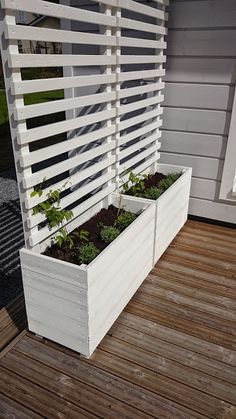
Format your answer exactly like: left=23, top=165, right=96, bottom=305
left=154, top=168, right=192, bottom=262
left=21, top=252, right=90, bottom=355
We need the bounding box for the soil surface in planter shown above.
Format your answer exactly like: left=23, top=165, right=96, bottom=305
left=143, top=172, right=167, bottom=189
left=44, top=205, right=136, bottom=265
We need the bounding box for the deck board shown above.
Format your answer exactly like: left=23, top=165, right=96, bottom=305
left=0, top=220, right=236, bottom=418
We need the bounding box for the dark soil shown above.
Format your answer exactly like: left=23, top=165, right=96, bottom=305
left=143, top=172, right=167, bottom=189
left=44, top=205, right=133, bottom=265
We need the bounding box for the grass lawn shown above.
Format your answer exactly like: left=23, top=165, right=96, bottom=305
left=0, top=89, right=64, bottom=125
left=0, top=89, right=64, bottom=171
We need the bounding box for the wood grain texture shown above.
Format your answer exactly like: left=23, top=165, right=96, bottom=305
left=0, top=294, right=26, bottom=351
left=1, top=220, right=236, bottom=418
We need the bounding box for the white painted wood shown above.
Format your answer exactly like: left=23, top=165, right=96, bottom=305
left=164, top=83, right=234, bottom=111
left=164, top=58, right=236, bottom=85
left=162, top=0, right=236, bottom=223
left=160, top=153, right=224, bottom=181
left=168, top=0, right=236, bottom=29
left=118, top=82, right=165, bottom=100
left=118, top=163, right=192, bottom=265
left=118, top=69, right=165, bottom=83
left=220, top=87, right=236, bottom=202
left=2, top=0, right=117, bottom=27
left=167, top=29, right=236, bottom=57
left=9, top=53, right=116, bottom=68
left=189, top=198, right=236, bottom=225
left=162, top=108, right=231, bottom=136
left=118, top=95, right=164, bottom=116
left=160, top=131, right=227, bottom=159
left=5, top=24, right=117, bottom=46
left=12, top=74, right=117, bottom=95
left=20, top=194, right=155, bottom=357
left=119, top=121, right=162, bottom=146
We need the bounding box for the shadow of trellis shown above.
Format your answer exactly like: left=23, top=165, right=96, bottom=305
left=0, top=199, right=24, bottom=309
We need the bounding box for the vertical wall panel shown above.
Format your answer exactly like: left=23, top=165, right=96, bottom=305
left=161, top=0, right=236, bottom=223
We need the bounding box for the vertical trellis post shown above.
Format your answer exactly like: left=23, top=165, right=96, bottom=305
left=0, top=7, right=35, bottom=247
left=113, top=5, right=121, bottom=190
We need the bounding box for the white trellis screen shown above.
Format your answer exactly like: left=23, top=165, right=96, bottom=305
left=0, top=0, right=168, bottom=249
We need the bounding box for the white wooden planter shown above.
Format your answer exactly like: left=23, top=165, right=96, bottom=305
left=122, top=163, right=192, bottom=265
left=20, top=193, right=155, bottom=358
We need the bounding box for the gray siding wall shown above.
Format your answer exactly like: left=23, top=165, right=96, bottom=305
left=161, top=0, right=236, bottom=223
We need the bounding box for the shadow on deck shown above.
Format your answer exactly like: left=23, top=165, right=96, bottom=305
left=0, top=220, right=236, bottom=418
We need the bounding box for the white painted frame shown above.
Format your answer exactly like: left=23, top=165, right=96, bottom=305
left=220, top=86, right=236, bottom=202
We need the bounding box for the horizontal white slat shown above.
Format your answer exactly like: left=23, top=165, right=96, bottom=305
left=160, top=130, right=227, bottom=159
left=118, top=0, right=167, bottom=21
left=119, top=107, right=163, bottom=131
left=162, top=107, right=231, bottom=136
left=160, top=153, right=224, bottom=181
left=5, top=24, right=117, bottom=46
left=28, top=171, right=115, bottom=228
left=118, top=69, right=165, bottom=82
left=27, top=157, right=115, bottom=209
left=164, top=58, right=236, bottom=85
left=119, top=144, right=160, bottom=174
left=96, top=0, right=169, bottom=8
left=189, top=197, right=236, bottom=224
left=118, top=17, right=167, bottom=35
left=119, top=133, right=161, bottom=160
left=167, top=29, right=236, bottom=57
left=164, top=83, right=234, bottom=111
left=18, top=109, right=116, bottom=145
left=118, top=95, right=164, bottom=116
left=29, top=186, right=115, bottom=247
left=190, top=178, right=220, bottom=201
left=15, top=91, right=116, bottom=120
left=22, top=141, right=116, bottom=189
left=2, top=0, right=117, bottom=27
left=118, top=55, right=166, bottom=65
left=21, top=125, right=116, bottom=167
left=12, top=74, right=116, bottom=95
left=9, top=54, right=116, bottom=68
left=118, top=37, right=166, bottom=49
left=118, top=81, right=165, bottom=100
left=119, top=120, right=162, bottom=146
left=168, top=0, right=236, bottom=29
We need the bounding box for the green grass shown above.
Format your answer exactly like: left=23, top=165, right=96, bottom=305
left=0, top=89, right=64, bottom=125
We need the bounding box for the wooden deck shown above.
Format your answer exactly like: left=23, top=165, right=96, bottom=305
left=0, top=293, right=26, bottom=351
left=1, top=220, right=236, bottom=418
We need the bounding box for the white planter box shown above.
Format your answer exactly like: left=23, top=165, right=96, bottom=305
left=122, top=163, right=192, bottom=265
left=20, top=193, right=155, bottom=358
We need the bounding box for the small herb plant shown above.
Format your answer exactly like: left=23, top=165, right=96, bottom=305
left=115, top=211, right=137, bottom=230
left=78, top=242, right=100, bottom=265
left=55, top=228, right=74, bottom=249
left=100, top=225, right=120, bottom=244
left=122, top=171, right=181, bottom=200
left=143, top=187, right=163, bottom=200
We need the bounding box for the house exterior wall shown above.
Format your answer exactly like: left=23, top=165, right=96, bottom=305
left=161, top=0, right=236, bottom=223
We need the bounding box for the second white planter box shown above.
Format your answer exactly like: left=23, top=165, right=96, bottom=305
left=20, top=193, right=155, bottom=358
left=122, top=163, right=192, bottom=264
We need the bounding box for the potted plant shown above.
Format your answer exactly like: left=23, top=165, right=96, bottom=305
left=20, top=190, right=155, bottom=358
left=121, top=163, right=192, bottom=264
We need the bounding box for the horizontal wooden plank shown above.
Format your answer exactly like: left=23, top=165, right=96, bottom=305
left=164, top=83, right=234, bottom=111
left=168, top=0, right=236, bottom=29
left=118, top=55, right=166, bottom=65
left=118, top=68, right=165, bottom=82
left=189, top=197, right=236, bottom=224
left=2, top=0, right=117, bottom=27
left=15, top=92, right=116, bottom=120
left=18, top=109, right=116, bottom=145
left=160, top=153, right=224, bottom=181
left=118, top=95, right=164, bottom=115
left=119, top=134, right=160, bottom=160
left=118, top=0, right=167, bottom=21
left=12, top=74, right=116, bottom=95
left=119, top=147, right=160, bottom=175
left=9, top=54, right=116, bottom=68
left=160, top=130, right=227, bottom=159
left=118, top=81, right=165, bottom=100
left=167, top=29, right=236, bottom=57
left=5, top=24, right=117, bottom=46
left=162, top=107, right=231, bottom=136
left=119, top=37, right=166, bottom=49
left=190, top=178, right=220, bottom=201
left=119, top=121, right=162, bottom=146
left=119, top=108, right=163, bottom=131
left=164, top=57, right=236, bottom=85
